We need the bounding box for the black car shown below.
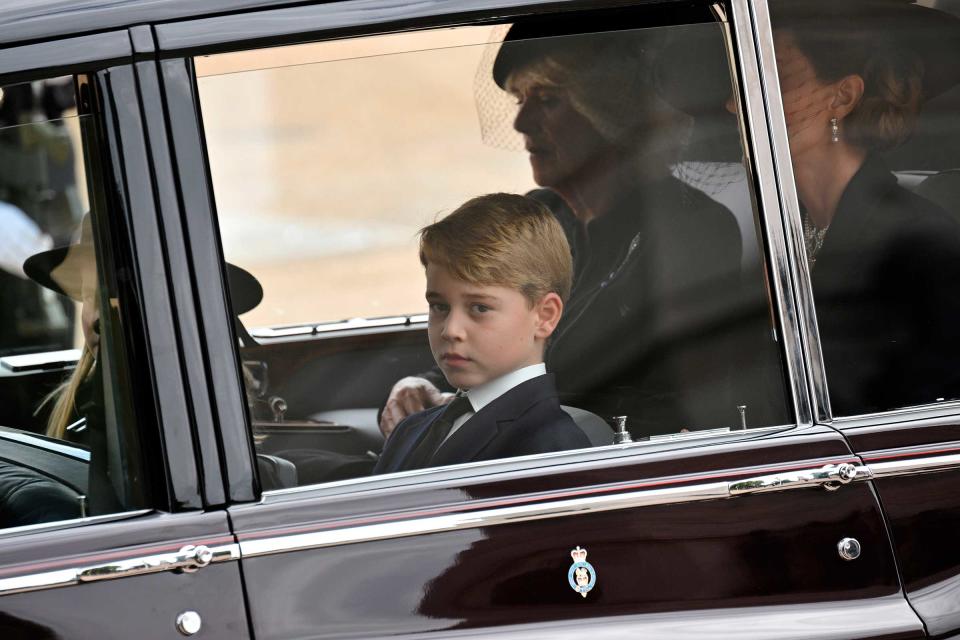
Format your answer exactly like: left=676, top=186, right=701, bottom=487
left=0, top=0, right=958, bottom=637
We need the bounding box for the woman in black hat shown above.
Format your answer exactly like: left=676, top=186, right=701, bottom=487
left=25, top=216, right=264, bottom=441
left=767, top=0, right=960, bottom=414
left=24, top=214, right=101, bottom=442
left=382, top=21, right=761, bottom=438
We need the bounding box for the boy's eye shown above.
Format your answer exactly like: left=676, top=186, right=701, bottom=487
left=428, top=302, right=449, bottom=313
left=471, top=303, right=491, bottom=313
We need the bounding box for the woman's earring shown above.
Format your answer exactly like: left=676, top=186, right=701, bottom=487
left=830, top=117, right=840, bottom=143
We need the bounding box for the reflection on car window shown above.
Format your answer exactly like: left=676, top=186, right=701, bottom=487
left=198, top=13, right=793, bottom=490
left=0, top=78, right=151, bottom=529
left=770, top=0, right=960, bottom=416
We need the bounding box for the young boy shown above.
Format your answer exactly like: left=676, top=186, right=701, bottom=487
left=374, top=193, right=590, bottom=474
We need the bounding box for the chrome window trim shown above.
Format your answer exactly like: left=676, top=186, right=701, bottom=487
left=833, top=399, right=960, bottom=429
left=744, top=0, right=831, bottom=422
left=728, top=0, right=812, bottom=426
left=313, top=316, right=408, bottom=333
left=0, top=427, right=90, bottom=461
left=249, top=314, right=428, bottom=340
left=0, top=508, right=153, bottom=541
left=0, top=348, right=82, bottom=373
left=260, top=422, right=798, bottom=502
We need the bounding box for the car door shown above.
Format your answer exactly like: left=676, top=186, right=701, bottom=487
left=162, top=0, right=922, bottom=637
left=758, top=1, right=960, bottom=637
left=0, top=26, right=248, bottom=638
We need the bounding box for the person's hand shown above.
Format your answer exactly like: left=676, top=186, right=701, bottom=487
left=380, top=377, right=453, bottom=439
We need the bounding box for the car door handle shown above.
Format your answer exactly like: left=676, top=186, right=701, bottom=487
left=728, top=462, right=871, bottom=495
left=77, top=544, right=216, bottom=583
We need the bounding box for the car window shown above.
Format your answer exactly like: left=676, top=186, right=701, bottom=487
left=196, top=10, right=794, bottom=490
left=0, top=77, right=151, bottom=528
left=768, top=0, right=960, bottom=417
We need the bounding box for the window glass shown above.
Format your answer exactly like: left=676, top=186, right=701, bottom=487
left=198, top=11, right=793, bottom=489
left=769, top=0, right=960, bottom=416
left=0, top=78, right=150, bottom=529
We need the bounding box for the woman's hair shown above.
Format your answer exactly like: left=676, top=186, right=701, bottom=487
left=41, top=345, right=95, bottom=439
left=508, top=31, right=693, bottom=167
left=773, top=2, right=924, bottom=151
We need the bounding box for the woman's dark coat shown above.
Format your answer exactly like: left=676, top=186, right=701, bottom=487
left=540, top=177, right=784, bottom=434
left=811, top=155, right=960, bottom=415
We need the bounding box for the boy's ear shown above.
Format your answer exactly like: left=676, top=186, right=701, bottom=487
left=533, top=292, right=563, bottom=340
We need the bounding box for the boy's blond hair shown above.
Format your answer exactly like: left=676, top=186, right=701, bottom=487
left=419, top=193, right=572, bottom=304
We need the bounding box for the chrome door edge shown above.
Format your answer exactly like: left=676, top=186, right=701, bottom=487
left=239, top=461, right=870, bottom=559
left=739, top=0, right=832, bottom=422
left=728, top=0, right=813, bottom=426
left=0, top=543, right=239, bottom=598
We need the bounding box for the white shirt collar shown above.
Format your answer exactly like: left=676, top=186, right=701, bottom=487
left=463, top=363, right=547, bottom=413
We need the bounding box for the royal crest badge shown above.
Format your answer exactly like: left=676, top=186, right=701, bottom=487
left=567, top=546, right=596, bottom=598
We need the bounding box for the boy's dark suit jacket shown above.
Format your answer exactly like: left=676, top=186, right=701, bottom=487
left=374, top=374, right=590, bottom=474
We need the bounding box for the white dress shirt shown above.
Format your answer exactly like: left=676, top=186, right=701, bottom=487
left=441, top=363, right=547, bottom=444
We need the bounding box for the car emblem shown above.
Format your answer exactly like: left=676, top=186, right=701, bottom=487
left=567, top=546, right=596, bottom=598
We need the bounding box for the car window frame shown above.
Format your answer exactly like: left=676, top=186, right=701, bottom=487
left=0, top=28, right=219, bottom=532
left=158, top=0, right=819, bottom=501
left=751, top=0, right=960, bottom=429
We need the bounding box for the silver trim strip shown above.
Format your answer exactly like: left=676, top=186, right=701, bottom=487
left=6, top=453, right=954, bottom=595
left=261, top=423, right=796, bottom=500
left=0, top=427, right=89, bottom=461
left=250, top=325, right=314, bottom=338
left=250, top=313, right=427, bottom=339
left=869, top=453, right=960, bottom=479
left=242, top=462, right=871, bottom=558
left=313, top=316, right=408, bottom=333
left=0, top=348, right=82, bottom=373
left=833, top=398, right=960, bottom=429
left=746, top=0, right=831, bottom=422
left=0, top=509, right=153, bottom=541
left=241, top=482, right=730, bottom=557
left=0, top=543, right=239, bottom=598
left=729, top=0, right=812, bottom=426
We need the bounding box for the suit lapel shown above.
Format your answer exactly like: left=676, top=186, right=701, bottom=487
left=381, top=408, right=442, bottom=473
left=431, top=374, right=557, bottom=466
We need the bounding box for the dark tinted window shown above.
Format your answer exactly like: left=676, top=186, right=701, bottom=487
left=198, top=12, right=793, bottom=488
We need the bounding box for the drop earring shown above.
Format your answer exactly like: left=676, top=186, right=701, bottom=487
left=830, top=117, right=840, bottom=143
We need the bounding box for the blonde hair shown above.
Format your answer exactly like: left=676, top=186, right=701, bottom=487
left=506, top=33, right=692, bottom=169
left=41, top=346, right=95, bottom=439
left=419, top=193, right=572, bottom=304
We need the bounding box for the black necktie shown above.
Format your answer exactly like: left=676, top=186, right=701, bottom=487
left=402, top=394, right=473, bottom=470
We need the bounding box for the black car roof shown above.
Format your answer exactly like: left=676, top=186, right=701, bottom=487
left=0, top=0, right=315, bottom=47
